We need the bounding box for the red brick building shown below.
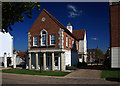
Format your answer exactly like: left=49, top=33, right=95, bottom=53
left=110, top=2, right=120, bottom=68
left=26, top=9, right=87, bottom=71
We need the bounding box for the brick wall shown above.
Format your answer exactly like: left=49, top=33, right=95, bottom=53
left=110, top=5, right=120, bottom=47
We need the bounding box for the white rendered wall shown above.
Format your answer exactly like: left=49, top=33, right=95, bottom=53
left=79, top=40, right=84, bottom=53
left=83, top=32, right=87, bottom=62
left=64, top=50, right=71, bottom=66
left=0, top=32, right=13, bottom=67
left=78, top=31, right=87, bottom=62
left=84, top=32, right=87, bottom=55
left=111, top=47, right=120, bottom=68
left=0, top=32, right=13, bottom=57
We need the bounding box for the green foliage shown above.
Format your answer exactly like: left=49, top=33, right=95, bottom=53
left=95, top=48, right=104, bottom=59
left=2, top=69, right=70, bottom=76
left=2, top=2, right=40, bottom=32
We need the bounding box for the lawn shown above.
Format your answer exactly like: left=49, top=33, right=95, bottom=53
left=101, top=70, right=120, bottom=79
left=2, top=69, right=70, bottom=76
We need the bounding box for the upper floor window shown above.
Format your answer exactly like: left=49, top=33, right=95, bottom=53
left=93, top=52, right=95, bottom=54
left=33, top=36, right=38, bottom=46
left=41, top=30, right=47, bottom=46
left=66, top=36, right=68, bottom=47
left=76, top=43, right=78, bottom=50
left=90, top=52, right=92, bottom=54
left=69, top=38, right=71, bottom=48
left=50, top=34, right=56, bottom=45
left=72, top=40, right=74, bottom=46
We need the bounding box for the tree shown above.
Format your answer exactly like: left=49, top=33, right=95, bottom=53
left=95, top=48, right=104, bottom=63
left=2, top=2, right=40, bottom=32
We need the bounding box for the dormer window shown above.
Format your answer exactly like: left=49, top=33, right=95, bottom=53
left=33, top=36, right=38, bottom=46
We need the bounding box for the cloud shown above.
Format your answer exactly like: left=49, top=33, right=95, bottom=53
left=67, top=4, right=82, bottom=18
left=68, top=4, right=77, bottom=12
left=68, top=12, right=80, bottom=18
left=91, top=38, right=98, bottom=40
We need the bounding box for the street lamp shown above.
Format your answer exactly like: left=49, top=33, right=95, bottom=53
left=39, top=35, right=42, bottom=73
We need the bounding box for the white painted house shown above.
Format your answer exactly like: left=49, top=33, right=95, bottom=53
left=0, top=29, right=13, bottom=67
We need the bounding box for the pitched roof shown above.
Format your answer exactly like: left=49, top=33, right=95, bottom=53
left=43, top=9, right=78, bottom=40
left=28, top=9, right=85, bottom=41
left=73, top=29, right=85, bottom=40
left=17, top=52, right=27, bottom=57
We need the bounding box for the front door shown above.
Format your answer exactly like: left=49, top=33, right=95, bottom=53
left=46, top=53, right=52, bottom=70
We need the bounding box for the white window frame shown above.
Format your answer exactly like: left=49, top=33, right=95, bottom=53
left=50, top=34, right=56, bottom=45
left=66, top=36, right=68, bottom=47
left=69, top=38, right=71, bottom=48
left=33, top=36, right=38, bottom=46
left=41, top=29, right=47, bottom=46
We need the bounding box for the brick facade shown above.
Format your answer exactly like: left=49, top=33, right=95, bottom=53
left=110, top=4, right=120, bottom=47
left=27, top=9, right=87, bottom=70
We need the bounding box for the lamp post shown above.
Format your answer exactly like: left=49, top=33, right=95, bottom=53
left=39, top=35, right=42, bottom=73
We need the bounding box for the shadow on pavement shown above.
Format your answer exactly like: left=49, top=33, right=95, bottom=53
left=106, top=78, right=120, bottom=82
left=78, top=65, right=104, bottom=70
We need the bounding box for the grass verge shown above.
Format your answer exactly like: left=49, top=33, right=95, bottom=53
left=101, top=70, right=120, bottom=78
left=2, top=68, right=70, bottom=76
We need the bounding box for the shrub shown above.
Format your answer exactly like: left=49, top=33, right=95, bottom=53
left=66, top=65, right=78, bottom=70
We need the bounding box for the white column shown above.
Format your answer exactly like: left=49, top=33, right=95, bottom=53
left=58, top=53, right=60, bottom=70
left=13, top=53, right=16, bottom=68
left=43, top=52, right=46, bottom=70
left=52, top=53, right=54, bottom=71
left=4, top=53, right=7, bottom=68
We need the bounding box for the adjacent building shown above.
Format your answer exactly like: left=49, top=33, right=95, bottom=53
left=87, top=49, right=96, bottom=63
left=26, top=9, right=87, bottom=71
left=109, top=2, right=120, bottom=68
left=16, top=51, right=27, bottom=66
left=0, top=29, right=13, bottom=67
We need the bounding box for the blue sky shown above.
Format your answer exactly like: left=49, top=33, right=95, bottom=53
left=9, top=2, right=109, bottom=53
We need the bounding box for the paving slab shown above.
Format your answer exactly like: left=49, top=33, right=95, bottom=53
left=65, top=69, right=102, bottom=79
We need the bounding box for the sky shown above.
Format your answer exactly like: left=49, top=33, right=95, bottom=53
left=9, top=2, right=110, bottom=53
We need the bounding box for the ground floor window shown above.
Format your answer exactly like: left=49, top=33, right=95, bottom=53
left=39, top=53, right=43, bottom=66
left=46, top=53, right=52, bottom=66
left=54, top=53, right=59, bottom=66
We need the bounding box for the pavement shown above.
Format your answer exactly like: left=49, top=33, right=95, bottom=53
left=1, top=69, right=120, bottom=84
left=0, top=68, right=11, bottom=70
left=65, top=69, right=102, bottom=79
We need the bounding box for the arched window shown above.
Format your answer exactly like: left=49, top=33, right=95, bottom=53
left=41, top=30, right=47, bottom=46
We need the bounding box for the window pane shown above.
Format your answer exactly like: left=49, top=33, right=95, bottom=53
left=33, top=36, right=38, bottom=46
left=55, top=57, right=58, bottom=66
left=69, top=38, right=71, bottom=48
left=50, top=34, right=55, bottom=45
left=66, top=36, right=68, bottom=47
left=42, top=31, right=47, bottom=45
